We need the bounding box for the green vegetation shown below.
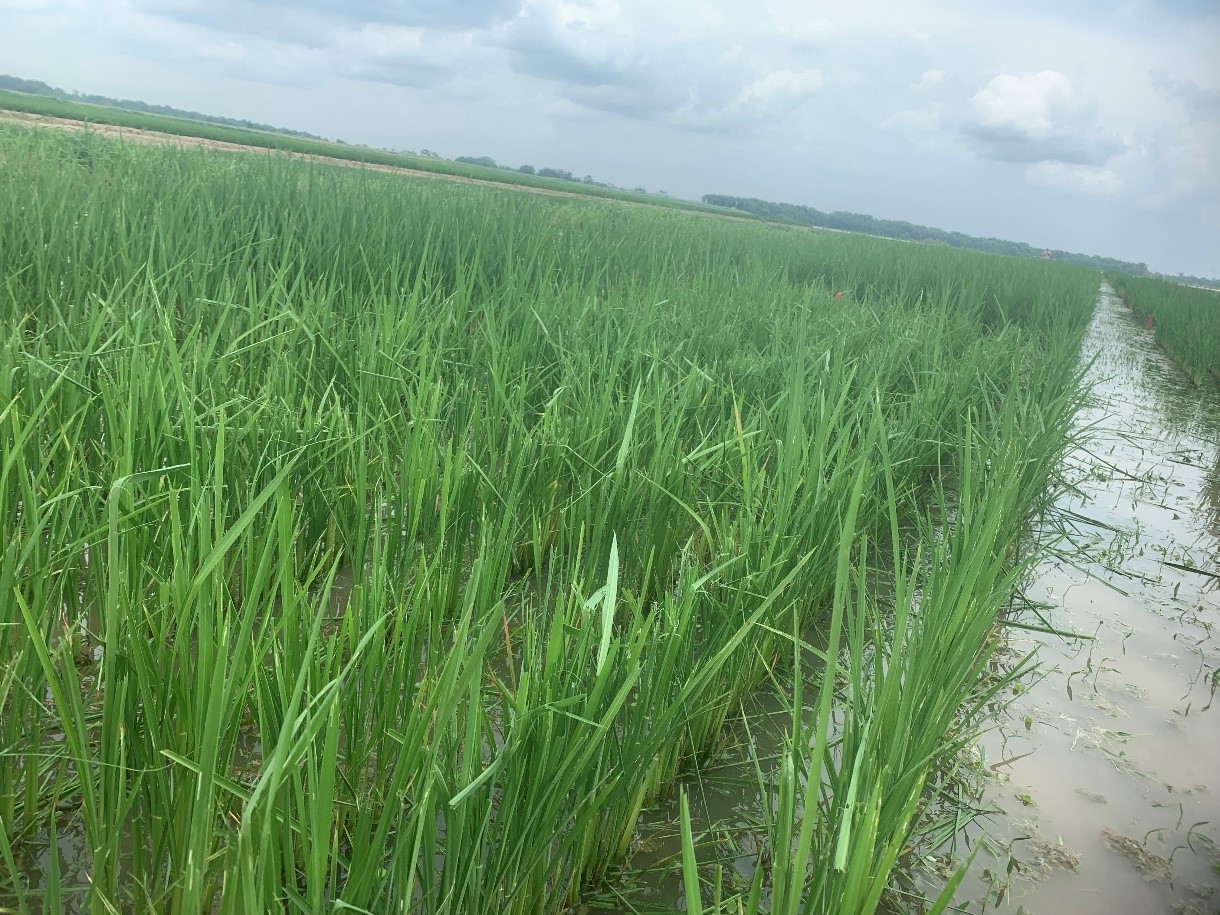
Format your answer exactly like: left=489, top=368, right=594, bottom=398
left=1111, top=275, right=1220, bottom=384
left=0, top=73, right=328, bottom=140
left=454, top=157, right=616, bottom=190
left=702, top=194, right=1200, bottom=281
left=9, top=75, right=1203, bottom=291
left=0, top=124, right=1098, bottom=914
left=0, top=88, right=743, bottom=218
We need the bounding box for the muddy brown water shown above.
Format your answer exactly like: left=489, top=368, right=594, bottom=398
left=952, top=284, right=1220, bottom=914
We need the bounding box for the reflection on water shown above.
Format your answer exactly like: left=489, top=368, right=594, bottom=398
left=958, top=285, right=1220, bottom=914
left=1204, top=452, right=1220, bottom=542
left=595, top=284, right=1220, bottom=914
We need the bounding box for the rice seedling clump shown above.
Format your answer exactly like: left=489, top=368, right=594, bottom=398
left=0, top=125, right=1099, bottom=914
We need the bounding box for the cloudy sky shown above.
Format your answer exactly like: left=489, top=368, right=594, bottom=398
left=3, top=0, right=1219, bottom=277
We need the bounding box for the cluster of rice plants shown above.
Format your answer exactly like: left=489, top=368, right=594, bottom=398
left=1111, top=274, right=1220, bottom=384
left=0, top=124, right=1097, bottom=914
left=679, top=399, right=1086, bottom=914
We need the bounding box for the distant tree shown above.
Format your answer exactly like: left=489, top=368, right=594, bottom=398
left=518, top=164, right=535, bottom=174
left=0, top=73, right=327, bottom=140
left=455, top=155, right=497, bottom=168
left=0, top=75, right=56, bottom=96
left=538, top=167, right=576, bottom=181
left=700, top=192, right=1166, bottom=278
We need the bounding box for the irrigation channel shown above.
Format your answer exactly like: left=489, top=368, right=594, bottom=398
left=595, top=284, right=1220, bottom=914
left=954, top=285, right=1220, bottom=913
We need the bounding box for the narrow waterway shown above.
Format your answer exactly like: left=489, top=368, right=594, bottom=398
left=958, top=284, right=1220, bottom=914
left=598, top=283, right=1220, bottom=914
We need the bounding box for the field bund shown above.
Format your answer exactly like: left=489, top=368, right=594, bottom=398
left=1, top=125, right=1100, bottom=914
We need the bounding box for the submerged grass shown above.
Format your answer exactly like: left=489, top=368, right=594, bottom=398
left=0, top=124, right=1097, bottom=913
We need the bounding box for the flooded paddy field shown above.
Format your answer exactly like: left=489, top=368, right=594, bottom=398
left=0, top=125, right=1189, bottom=915
left=594, top=285, right=1220, bottom=915
left=954, top=286, right=1220, bottom=914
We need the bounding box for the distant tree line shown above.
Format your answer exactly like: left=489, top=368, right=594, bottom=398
left=26, top=70, right=1187, bottom=280
left=1168, top=272, right=1220, bottom=290
left=0, top=74, right=326, bottom=141
left=454, top=155, right=500, bottom=168
left=700, top=194, right=1190, bottom=281
left=453, top=155, right=622, bottom=189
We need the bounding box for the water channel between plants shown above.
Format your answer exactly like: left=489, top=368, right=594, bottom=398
left=954, top=284, right=1220, bottom=914
left=597, top=283, right=1220, bottom=914
left=5, top=276, right=1213, bottom=915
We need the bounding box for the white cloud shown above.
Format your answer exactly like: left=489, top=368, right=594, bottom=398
left=884, top=102, right=943, bottom=133
left=912, top=68, right=944, bottom=92
left=882, top=101, right=947, bottom=152
left=971, top=70, right=1076, bottom=135
left=765, top=1, right=835, bottom=45
left=197, top=40, right=249, bottom=64
left=964, top=70, right=1126, bottom=165
left=737, top=68, right=823, bottom=104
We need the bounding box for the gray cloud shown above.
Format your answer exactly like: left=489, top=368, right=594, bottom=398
left=135, top=0, right=522, bottom=36
left=5, top=0, right=1217, bottom=276
left=1142, top=72, right=1220, bottom=217
left=963, top=70, right=1125, bottom=165
left=499, top=7, right=822, bottom=132
left=284, top=0, right=521, bottom=28
left=125, top=0, right=515, bottom=90
left=130, top=0, right=330, bottom=48
left=963, top=121, right=1125, bottom=165
left=1151, top=71, right=1220, bottom=120
left=340, top=55, right=454, bottom=89
left=501, top=24, right=648, bottom=90
left=1154, top=0, right=1220, bottom=18
left=564, top=83, right=687, bottom=120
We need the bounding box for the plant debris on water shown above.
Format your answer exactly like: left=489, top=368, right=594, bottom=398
left=937, top=283, right=1220, bottom=915
left=1101, top=829, right=1175, bottom=881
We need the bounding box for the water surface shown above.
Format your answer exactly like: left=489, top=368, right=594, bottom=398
left=959, top=284, right=1220, bottom=914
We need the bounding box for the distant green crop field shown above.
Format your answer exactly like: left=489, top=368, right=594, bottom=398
left=0, top=88, right=755, bottom=218
left=0, top=123, right=1099, bottom=915
left=1111, top=274, right=1220, bottom=383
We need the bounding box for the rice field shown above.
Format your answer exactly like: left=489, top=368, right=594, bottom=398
left=0, top=90, right=745, bottom=217
left=0, top=125, right=1100, bottom=914
left=1110, top=274, right=1220, bottom=385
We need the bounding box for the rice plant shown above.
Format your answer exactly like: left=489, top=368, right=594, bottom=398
left=1111, top=274, right=1220, bottom=384
left=0, top=123, right=1097, bottom=914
